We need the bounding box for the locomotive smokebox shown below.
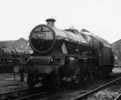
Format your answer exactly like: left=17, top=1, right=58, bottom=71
left=29, top=19, right=56, bottom=54
left=46, top=18, right=56, bottom=27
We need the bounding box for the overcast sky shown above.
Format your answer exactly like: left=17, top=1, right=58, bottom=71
left=0, top=0, right=120, bottom=43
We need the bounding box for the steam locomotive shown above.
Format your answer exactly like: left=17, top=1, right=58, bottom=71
left=26, top=18, right=114, bottom=88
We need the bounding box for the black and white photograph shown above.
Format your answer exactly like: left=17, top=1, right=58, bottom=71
left=0, top=0, right=121, bottom=100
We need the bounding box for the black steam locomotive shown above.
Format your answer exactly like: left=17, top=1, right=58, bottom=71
left=26, top=18, right=114, bottom=88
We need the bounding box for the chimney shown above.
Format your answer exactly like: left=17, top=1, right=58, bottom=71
left=46, top=18, right=56, bottom=27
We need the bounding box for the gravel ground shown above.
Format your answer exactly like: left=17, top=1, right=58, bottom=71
left=86, top=89, right=119, bottom=100
left=85, top=67, right=121, bottom=100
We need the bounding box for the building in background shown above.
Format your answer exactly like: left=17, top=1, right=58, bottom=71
left=0, top=38, right=33, bottom=73
left=112, top=39, right=121, bottom=67
left=0, top=38, right=33, bottom=54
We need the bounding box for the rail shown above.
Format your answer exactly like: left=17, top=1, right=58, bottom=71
left=74, top=76, right=121, bottom=100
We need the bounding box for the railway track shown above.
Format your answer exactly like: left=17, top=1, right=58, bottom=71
left=0, top=87, right=49, bottom=100
left=45, top=73, right=121, bottom=100
left=1, top=73, right=121, bottom=100
left=71, top=74, right=121, bottom=100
